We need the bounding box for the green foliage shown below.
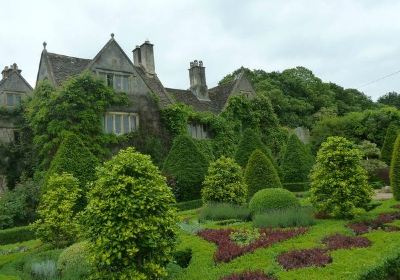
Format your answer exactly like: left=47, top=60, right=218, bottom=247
left=176, top=199, right=203, bottom=211
left=0, top=179, right=39, bottom=229
left=0, top=226, right=35, bottom=245
left=390, top=135, right=400, bottom=200
left=357, top=140, right=388, bottom=182
left=229, top=228, right=260, bottom=246
left=378, top=91, right=400, bottom=109
left=311, top=107, right=400, bottom=151
left=163, top=135, right=209, bottom=201
left=252, top=207, right=315, bottom=228
left=310, top=136, right=373, bottom=218
left=201, top=156, right=247, bottom=205
left=57, top=241, right=91, bottom=279
left=45, top=132, right=98, bottom=193
left=199, top=203, right=250, bottom=222
left=82, top=147, right=178, bottom=279
left=32, top=173, right=80, bottom=247
left=244, top=150, right=282, bottom=198
left=249, top=188, right=299, bottom=214
left=193, top=139, right=215, bottom=162
left=381, top=123, right=399, bottom=165
left=281, top=134, right=314, bottom=187
left=25, top=73, right=127, bottom=169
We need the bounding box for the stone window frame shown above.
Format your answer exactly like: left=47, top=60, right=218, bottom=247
left=187, top=122, right=210, bottom=139
left=103, top=112, right=139, bottom=135
left=96, top=70, right=131, bottom=92
left=2, top=91, right=23, bottom=108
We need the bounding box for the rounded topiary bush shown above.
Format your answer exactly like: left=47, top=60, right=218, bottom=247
left=202, top=156, right=247, bottom=205
left=249, top=188, right=299, bottom=214
left=163, top=135, right=209, bottom=201
left=57, top=241, right=91, bottom=277
left=244, top=149, right=282, bottom=199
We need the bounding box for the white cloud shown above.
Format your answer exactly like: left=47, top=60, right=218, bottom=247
left=1, top=0, right=399, bottom=100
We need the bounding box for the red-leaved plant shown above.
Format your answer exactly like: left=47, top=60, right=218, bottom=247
left=322, top=234, right=371, bottom=250
left=347, top=212, right=400, bottom=235
left=277, top=248, right=332, bottom=270
left=220, top=270, right=276, bottom=280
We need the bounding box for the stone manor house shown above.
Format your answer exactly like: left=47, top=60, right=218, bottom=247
left=0, top=34, right=256, bottom=189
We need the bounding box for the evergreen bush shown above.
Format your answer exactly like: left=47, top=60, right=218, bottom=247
left=244, top=150, right=282, bottom=198
left=390, top=134, right=400, bottom=200
left=281, top=133, right=314, bottom=189
left=57, top=241, right=91, bottom=278
left=249, top=188, right=299, bottom=214
left=163, top=135, right=209, bottom=201
left=310, top=136, right=373, bottom=218
left=82, top=147, right=178, bottom=279
left=381, top=124, right=399, bottom=165
left=202, top=156, right=247, bottom=205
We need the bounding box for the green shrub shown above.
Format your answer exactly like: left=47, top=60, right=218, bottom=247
left=172, top=248, right=192, bottom=268
left=30, top=260, right=58, bottom=280
left=283, top=182, right=310, bottom=192
left=176, top=199, right=203, bottom=211
left=281, top=133, right=314, bottom=186
left=244, top=150, right=282, bottom=198
left=202, top=156, right=247, bottom=205
left=199, top=203, right=251, bottom=222
left=310, top=136, right=373, bottom=218
left=252, top=207, right=315, bottom=228
left=0, top=226, right=35, bottom=245
left=163, top=135, right=209, bottom=201
left=229, top=228, right=260, bottom=246
left=57, top=241, right=90, bottom=279
left=381, top=124, right=399, bottom=165
left=249, top=188, right=299, bottom=214
left=45, top=132, right=98, bottom=193
left=82, top=147, right=178, bottom=279
left=0, top=179, right=39, bottom=229
left=391, top=134, right=400, bottom=200
left=359, top=251, right=400, bottom=280
left=193, top=139, right=215, bottom=162
left=234, top=128, right=274, bottom=167
left=32, top=173, right=80, bottom=247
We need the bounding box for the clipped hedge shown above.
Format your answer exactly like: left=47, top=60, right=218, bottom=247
left=57, top=241, right=91, bottom=277
left=244, top=150, right=282, bottom=198
left=281, top=133, right=313, bottom=186
left=359, top=252, right=400, bottom=280
left=235, top=129, right=273, bottom=167
left=45, top=132, right=98, bottom=193
left=176, top=199, right=203, bottom=211
left=283, top=182, right=310, bottom=192
left=0, top=226, right=35, bottom=245
left=390, top=134, right=400, bottom=200
left=381, top=123, right=399, bottom=165
left=163, top=135, right=209, bottom=201
left=249, top=188, right=299, bottom=214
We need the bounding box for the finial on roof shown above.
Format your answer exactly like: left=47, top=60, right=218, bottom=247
left=111, top=33, right=115, bottom=39
left=43, top=41, right=47, bottom=50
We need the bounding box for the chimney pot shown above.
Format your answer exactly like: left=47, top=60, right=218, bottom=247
left=188, top=59, right=208, bottom=100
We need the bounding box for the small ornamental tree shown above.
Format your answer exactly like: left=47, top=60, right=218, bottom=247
left=32, top=173, right=80, bottom=247
left=46, top=132, right=98, bottom=192
left=381, top=124, right=399, bottom=165
left=244, top=150, right=282, bottom=199
left=310, top=136, right=373, bottom=218
left=163, top=135, right=209, bottom=201
left=82, top=147, right=177, bottom=279
left=201, top=156, right=247, bottom=205
left=281, top=133, right=314, bottom=190
left=390, top=135, right=400, bottom=200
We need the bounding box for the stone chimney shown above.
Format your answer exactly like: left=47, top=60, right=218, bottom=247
left=189, top=60, right=208, bottom=100
left=133, top=40, right=155, bottom=75
left=1, top=63, right=21, bottom=80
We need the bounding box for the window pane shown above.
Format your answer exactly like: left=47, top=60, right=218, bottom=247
left=106, top=74, right=113, bottom=87
left=115, top=75, right=122, bottom=91
left=130, top=115, right=137, bottom=131
left=106, top=115, right=113, bottom=133
left=123, top=115, right=129, bottom=133
left=122, top=76, right=129, bottom=91
left=115, top=115, right=121, bottom=134
left=15, top=95, right=21, bottom=105
left=6, top=94, right=14, bottom=106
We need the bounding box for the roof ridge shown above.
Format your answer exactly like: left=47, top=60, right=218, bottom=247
left=47, top=52, right=91, bottom=61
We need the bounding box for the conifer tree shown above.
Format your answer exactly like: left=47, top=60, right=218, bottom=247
left=390, top=134, right=400, bottom=200
left=381, top=124, right=399, bottom=165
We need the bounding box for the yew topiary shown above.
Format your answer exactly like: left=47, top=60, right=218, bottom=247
left=310, top=136, right=373, bottom=218
left=281, top=133, right=314, bottom=191
left=82, top=147, right=178, bottom=279
left=163, top=135, right=209, bottom=201
left=390, top=135, right=400, bottom=200
left=381, top=124, right=399, bottom=165
left=201, top=156, right=247, bottom=205
left=235, top=129, right=273, bottom=167
left=32, top=173, right=80, bottom=247
left=244, top=150, right=282, bottom=199
left=249, top=188, right=299, bottom=214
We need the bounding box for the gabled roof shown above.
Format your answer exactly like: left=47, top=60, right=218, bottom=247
left=0, top=69, right=33, bottom=93
left=166, top=72, right=253, bottom=114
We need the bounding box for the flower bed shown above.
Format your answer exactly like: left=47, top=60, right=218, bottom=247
left=198, top=227, right=307, bottom=263
left=322, top=234, right=371, bottom=250
left=220, top=270, right=276, bottom=280
left=277, top=248, right=332, bottom=270
left=347, top=212, right=400, bottom=235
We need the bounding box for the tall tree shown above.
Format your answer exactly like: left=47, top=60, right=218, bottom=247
left=381, top=124, right=399, bottom=165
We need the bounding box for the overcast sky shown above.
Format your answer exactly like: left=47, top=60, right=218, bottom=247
left=1, top=0, right=400, bottom=100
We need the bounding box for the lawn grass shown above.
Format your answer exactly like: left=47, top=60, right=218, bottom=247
left=173, top=199, right=400, bottom=280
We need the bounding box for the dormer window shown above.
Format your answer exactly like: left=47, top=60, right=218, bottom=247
left=99, top=72, right=130, bottom=92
